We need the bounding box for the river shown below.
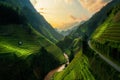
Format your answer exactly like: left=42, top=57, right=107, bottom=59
left=44, top=53, right=69, bottom=80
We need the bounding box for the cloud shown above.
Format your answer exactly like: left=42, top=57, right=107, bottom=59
left=37, top=8, right=47, bottom=14
left=69, top=14, right=88, bottom=22
left=65, top=0, right=73, bottom=4
left=39, top=11, right=47, bottom=14
left=79, top=0, right=110, bottom=13
left=39, top=8, right=44, bottom=10
left=39, top=8, right=47, bottom=11
left=54, top=21, right=78, bottom=30
left=30, top=0, right=37, bottom=5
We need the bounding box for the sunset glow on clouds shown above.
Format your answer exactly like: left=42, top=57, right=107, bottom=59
left=79, top=0, right=111, bottom=13
left=70, top=14, right=88, bottom=22
left=30, top=0, right=112, bottom=30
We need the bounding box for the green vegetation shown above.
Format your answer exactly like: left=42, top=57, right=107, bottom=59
left=0, top=3, right=66, bottom=80
left=0, top=0, right=63, bottom=43
left=53, top=50, right=95, bottom=80
left=52, top=39, right=120, bottom=80
left=57, top=37, right=82, bottom=62
left=0, top=2, right=65, bottom=61
left=0, top=2, right=24, bottom=25
left=71, top=38, right=82, bottom=52
left=1, top=0, right=120, bottom=80
left=56, top=36, right=73, bottom=51
left=91, top=3, right=120, bottom=65
left=83, top=44, right=120, bottom=80
left=52, top=1, right=120, bottom=80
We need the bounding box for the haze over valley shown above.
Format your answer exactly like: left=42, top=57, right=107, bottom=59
left=0, top=0, right=120, bottom=80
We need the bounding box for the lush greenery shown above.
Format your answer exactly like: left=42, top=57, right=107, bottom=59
left=83, top=42, right=120, bottom=80
left=53, top=50, right=95, bottom=80
left=0, top=0, right=63, bottom=43
left=52, top=37, right=120, bottom=80
left=0, top=3, right=66, bottom=80
left=56, top=36, right=73, bottom=51
left=91, top=3, right=120, bottom=65
left=70, top=0, right=120, bottom=39
left=1, top=0, right=120, bottom=80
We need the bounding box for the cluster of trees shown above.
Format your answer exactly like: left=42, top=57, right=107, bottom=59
left=0, top=2, right=26, bottom=25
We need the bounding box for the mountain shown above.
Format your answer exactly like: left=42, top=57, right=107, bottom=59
left=1, top=0, right=120, bottom=80
left=53, top=0, right=120, bottom=80
left=54, top=37, right=120, bottom=80
left=53, top=50, right=95, bottom=80
left=0, top=2, right=66, bottom=80
left=70, top=0, right=120, bottom=39
left=0, top=0, right=63, bottom=42
left=58, top=22, right=82, bottom=36
left=90, top=0, right=120, bottom=66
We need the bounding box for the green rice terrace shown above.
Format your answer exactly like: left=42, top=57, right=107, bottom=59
left=90, top=3, right=120, bottom=67
left=1, top=0, right=120, bottom=80
left=52, top=50, right=95, bottom=80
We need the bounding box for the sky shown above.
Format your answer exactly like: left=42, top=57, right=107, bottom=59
left=30, top=0, right=112, bottom=30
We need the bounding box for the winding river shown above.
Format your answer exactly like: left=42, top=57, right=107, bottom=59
left=44, top=53, right=69, bottom=80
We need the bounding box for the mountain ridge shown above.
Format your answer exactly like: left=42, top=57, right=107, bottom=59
left=0, top=0, right=63, bottom=42
left=70, top=0, right=120, bottom=38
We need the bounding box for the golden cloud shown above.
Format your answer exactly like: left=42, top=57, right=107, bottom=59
left=69, top=14, right=88, bottom=22
left=37, top=8, right=47, bottom=14
left=65, top=0, right=73, bottom=4
left=79, top=0, right=108, bottom=13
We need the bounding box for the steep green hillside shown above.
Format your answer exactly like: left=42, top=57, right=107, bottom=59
left=56, top=36, right=73, bottom=51
left=0, top=3, right=65, bottom=80
left=52, top=1, right=120, bottom=80
left=90, top=2, right=120, bottom=65
left=83, top=42, right=120, bottom=80
left=53, top=50, right=95, bottom=80
left=0, top=0, right=63, bottom=42
left=53, top=38, right=120, bottom=80
left=70, top=0, right=120, bottom=38
left=56, top=37, right=82, bottom=62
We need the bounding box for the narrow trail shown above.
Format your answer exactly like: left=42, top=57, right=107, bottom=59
left=44, top=53, right=69, bottom=80
left=88, top=41, right=120, bottom=72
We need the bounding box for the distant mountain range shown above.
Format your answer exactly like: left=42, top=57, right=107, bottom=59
left=54, top=0, right=120, bottom=80
left=70, top=0, right=120, bottom=39
left=0, top=0, right=120, bottom=80
left=58, top=21, right=85, bottom=36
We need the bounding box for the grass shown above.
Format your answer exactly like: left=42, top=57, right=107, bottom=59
left=91, top=3, right=120, bottom=65
left=71, top=38, right=82, bottom=52
left=0, top=24, right=65, bottom=62
left=0, top=2, right=66, bottom=80
left=52, top=50, right=95, bottom=80
left=85, top=49, right=120, bottom=80
left=0, top=24, right=40, bottom=56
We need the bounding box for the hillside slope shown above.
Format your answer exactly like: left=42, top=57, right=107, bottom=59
left=53, top=0, right=120, bottom=80
left=0, top=0, right=63, bottom=42
left=70, top=0, right=120, bottom=38
left=53, top=38, right=120, bottom=80
left=90, top=1, right=120, bottom=66
left=53, top=50, right=95, bottom=80
left=0, top=3, right=65, bottom=80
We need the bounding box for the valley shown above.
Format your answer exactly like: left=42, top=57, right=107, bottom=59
left=0, top=0, right=120, bottom=80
